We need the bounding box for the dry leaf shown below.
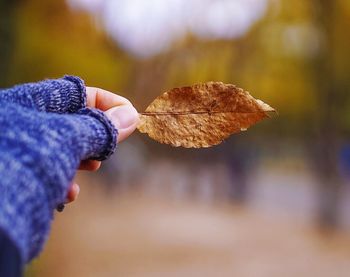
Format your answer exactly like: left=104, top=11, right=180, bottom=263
left=137, top=82, right=275, bottom=148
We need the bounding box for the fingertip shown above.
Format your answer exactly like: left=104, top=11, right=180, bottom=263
left=116, top=120, right=139, bottom=143
left=79, top=160, right=101, bottom=171
left=66, top=183, right=80, bottom=203
left=105, top=105, right=139, bottom=143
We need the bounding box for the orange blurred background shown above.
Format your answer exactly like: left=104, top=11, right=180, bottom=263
left=1, top=0, right=350, bottom=276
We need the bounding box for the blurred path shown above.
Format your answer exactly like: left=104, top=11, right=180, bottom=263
left=30, top=179, right=350, bottom=277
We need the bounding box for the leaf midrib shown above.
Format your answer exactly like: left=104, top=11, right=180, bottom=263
left=140, top=110, right=271, bottom=116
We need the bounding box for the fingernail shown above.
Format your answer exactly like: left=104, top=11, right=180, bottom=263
left=105, top=105, right=139, bottom=130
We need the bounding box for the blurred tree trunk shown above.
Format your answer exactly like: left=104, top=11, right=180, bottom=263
left=311, top=0, right=342, bottom=228
left=0, top=0, right=19, bottom=87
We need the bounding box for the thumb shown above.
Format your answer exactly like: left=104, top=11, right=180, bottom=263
left=104, top=104, right=139, bottom=143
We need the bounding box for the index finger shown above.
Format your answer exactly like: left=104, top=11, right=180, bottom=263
left=86, top=87, right=132, bottom=111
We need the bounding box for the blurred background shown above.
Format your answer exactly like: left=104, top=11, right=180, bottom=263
left=1, top=0, right=350, bottom=276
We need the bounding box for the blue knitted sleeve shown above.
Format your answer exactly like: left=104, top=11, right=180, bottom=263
left=0, top=102, right=117, bottom=263
left=0, top=76, right=86, bottom=113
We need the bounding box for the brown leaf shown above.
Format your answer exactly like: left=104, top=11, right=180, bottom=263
left=137, top=82, right=275, bottom=148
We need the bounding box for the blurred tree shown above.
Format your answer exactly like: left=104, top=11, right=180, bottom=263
left=4, top=0, right=130, bottom=93
left=0, top=0, right=20, bottom=87
left=311, top=0, right=350, bottom=228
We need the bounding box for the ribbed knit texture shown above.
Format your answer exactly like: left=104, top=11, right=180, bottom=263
left=0, top=75, right=86, bottom=113
left=0, top=77, right=117, bottom=264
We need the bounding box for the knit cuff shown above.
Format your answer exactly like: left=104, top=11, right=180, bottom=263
left=60, top=75, right=87, bottom=113
left=0, top=75, right=87, bottom=113
left=77, top=108, right=118, bottom=161
left=35, top=75, right=87, bottom=113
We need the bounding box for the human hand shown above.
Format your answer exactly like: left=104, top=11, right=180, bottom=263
left=66, top=87, right=139, bottom=203
left=0, top=76, right=139, bottom=260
